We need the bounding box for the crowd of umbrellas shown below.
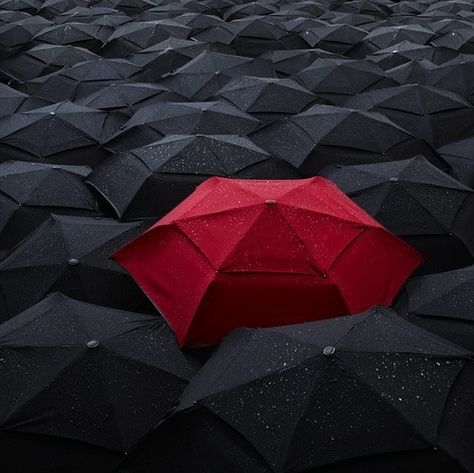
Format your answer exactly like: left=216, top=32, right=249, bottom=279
left=0, top=0, right=474, bottom=472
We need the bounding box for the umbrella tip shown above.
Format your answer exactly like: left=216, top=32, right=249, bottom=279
left=323, top=346, right=336, bottom=356
left=265, top=199, right=277, bottom=205
left=86, top=340, right=100, bottom=348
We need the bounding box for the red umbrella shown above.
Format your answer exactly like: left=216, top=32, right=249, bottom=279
left=114, top=177, right=422, bottom=347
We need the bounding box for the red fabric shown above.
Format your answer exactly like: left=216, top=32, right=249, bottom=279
left=114, top=177, right=423, bottom=347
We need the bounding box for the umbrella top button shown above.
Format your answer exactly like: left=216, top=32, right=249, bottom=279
left=68, top=258, right=79, bottom=266
left=323, top=346, right=336, bottom=356
left=49, top=111, right=56, bottom=116
left=87, top=340, right=99, bottom=348
left=265, top=199, right=277, bottom=205
left=389, top=177, right=399, bottom=182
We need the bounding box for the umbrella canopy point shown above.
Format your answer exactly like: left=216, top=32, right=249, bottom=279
left=114, top=177, right=423, bottom=348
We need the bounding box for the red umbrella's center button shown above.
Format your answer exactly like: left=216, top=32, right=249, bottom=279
left=265, top=199, right=277, bottom=205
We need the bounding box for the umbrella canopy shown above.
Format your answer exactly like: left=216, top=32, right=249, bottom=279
left=88, top=134, right=299, bottom=219
left=0, top=161, right=102, bottom=256
left=298, top=23, right=368, bottom=54
left=121, top=307, right=474, bottom=473
left=0, top=293, right=195, bottom=453
left=250, top=104, right=444, bottom=176
left=0, top=16, right=51, bottom=52
left=128, top=38, right=229, bottom=82
left=0, top=215, right=154, bottom=321
left=99, top=19, right=192, bottom=57
left=295, top=58, right=395, bottom=105
left=0, top=43, right=99, bottom=82
left=320, top=156, right=474, bottom=274
left=0, top=101, right=123, bottom=166
left=438, top=137, right=474, bottom=188
left=394, top=265, right=474, bottom=352
left=25, top=58, right=141, bottom=102
left=344, top=85, right=474, bottom=147
left=158, top=50, right=275, bottom=101
left=114, top=176, right=422, bottom=347
left=0, top=83, right=48, bottom=117
left=259, top=48, right=343, bottom=76
left=105, top=101, right=260, bottom=153
left=216, top=76, right=316, bottom=122
left=78, top=82, right=185, bottom=118
left=31, top=22, right=112, bottom=52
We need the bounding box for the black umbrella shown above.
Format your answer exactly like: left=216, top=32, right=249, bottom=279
left=78, top=82, right=185, bottom=118
left=0, top=293, right=195, bottom=455
left=0, top=83, right=49, bottom=117
left=250, top=104, right=443, bottom=176
left=31, top=22, right=112, bottom=52
left=53, top=6, right=130, bottom=25
left=128, top=38, right=228, bottom=82
left=25, top=58, right=142, bottom=102
left=158, top=50, right=275, bottom=101
left=362, top=24, right=435, bottom=51
left=369, top=42, right=459, bottom=71
left=388, top=58, right=474, bottom=103
left=223, top=2, right=278, bottom=21
left=193, top=17, right=305, bottom=57
left=344, top=84, right=474, bottom=147
left=320, top=155, right=474, bottom=274
left=295, top=57, right=395, bottom=105
left=0, top=101, right=123, bottom=166
left=99, top=19, right=192, bottom=58
left=259, top=48, right=343, bottom=76
left=0, top=215, right=154, bottom=321
left=88, top=134, right=300, bottom=219
left=121, top=306, right=474, bottom=473
left=38, top=0, right=89, bottom=18
left=298, top=23, right=368, bottom=55
left=0, top=43, right=99, bottom=82
left=0, top=0, right=39, bottom=14
left=138, top=3, right=210, bottom=22
left=105, top=101, right=260, bottom=153
left=0, top=15, right=51, bottom=53
left=0, top=161, right=103, bottom=256
left=438, top=137, right=474, bottom=188
left=394, top=265, right=474, bottom=352
left=216, top=76, right=316, bottom=122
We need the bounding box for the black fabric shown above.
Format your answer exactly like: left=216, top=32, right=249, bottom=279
left=0, top=293, right=195, bottom=452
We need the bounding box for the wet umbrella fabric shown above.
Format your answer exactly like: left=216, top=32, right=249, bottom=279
left=0, top=215, right=154, bottom=322
left=394, top=265, right=474, bottom=352
left=158, top=51, right=275, bottom=101
left=215, top=76, right=316, bottom=122
left=25, top=58, right=142, bottom=102
left=0, top=161, right=102, bottom=256
left=0, top=101, right=123, bottom=166
left=121, top=307, right=474, bottom=473
left=438, top=137, right=474, bottom=188
left=344, top=85, right=474, bottom=148
left=78, top=82, right=185, bottom=118
left=105, top=101, right=260, bottom=153
left=0, top=43, right=99, bottom=83
left=114, top=176, right=422, bottom=347
left=0, top=293, right=195, bottom=453
left=320, top=156, right=474, bottom=274
left=88, top=134, right=300, bottom=220
left=250, top=104, right=443, bottom=176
